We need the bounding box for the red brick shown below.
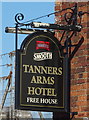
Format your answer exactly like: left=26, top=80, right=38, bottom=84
left=78, top=2, right=88, bottom=7
left=55, top=1, right=89, bottom=118
left=78, top=95, right=87, bottom=101
left=76, top=67, right=85, bottom=73
left=71, top=90, right=87, bottom=96
left=71, top=107, right=80, bottom=112
left=76, top=101, right=87, bottom=106
left=76, top=79, right=87, bottom=84
left=81, top=106, right=89, bottom=112
left=71, top=79, right=87, bottom=85
left=55, top=5, right=61, bottom=11
left=71, top=96, right=78, bottom=107
left=78, top=5, right=88, bottom=12
left=78, top=73, right=87, bottom=79
left=78, top=112, right=86, bottom=118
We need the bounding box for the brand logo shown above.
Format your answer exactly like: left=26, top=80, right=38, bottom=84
left=33, top=22, right=50, bottom=27
left=36, top=41, right=50, bottom=51
left=33, top=52, right=52, bottom=61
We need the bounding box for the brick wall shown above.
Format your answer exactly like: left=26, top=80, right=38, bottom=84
left=55, top=1, right=89, bottom=119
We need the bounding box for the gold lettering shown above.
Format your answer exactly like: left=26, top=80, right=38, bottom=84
left=53, top=67, right=58, bottom=75
left=35, top=87, right=41, bottom=95
left=23, top=64, right=29, bottom=72
left=34, top=66, right=41, bottom=74
left=42, top=88, right=46, bottom=96
left=42, top=76, right=48, bottom=84
left=31, top=76, right=36, bottom=83
left=47, top=67, right=53, bottom=74
left=47, top=77, right=54, bottom=85
left=40, top=66, right=47, bottom=74
left=37, top=76, right=42, bottom=84
left=23, top=64, right=63, bottom=76
left=46, top=88, right=57, bottom=96
left=27, top=87, right=57, bottom=96
left=50, top=77, right=54, bottom=85
left=47, top=88, right=52, bottom=96
left=51, top=88, right=57, bottom=96
left=29, top=65, right=35, bottom=73
left=28, top=87, right=35, bottom=95
left=58, top=67, right=62, bottom=75
left=30, top=76, right=54, bottom=85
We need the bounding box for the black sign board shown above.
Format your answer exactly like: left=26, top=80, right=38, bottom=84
left=15, top=31, right=68, bottom=112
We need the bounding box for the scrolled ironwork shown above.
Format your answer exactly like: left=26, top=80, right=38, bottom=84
left=15, top=13, right=24, bottom=24
left=64, top=12, right=74, bottom=24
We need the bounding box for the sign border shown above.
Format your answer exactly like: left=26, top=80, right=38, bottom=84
left=15, top=31, right=69, bottom=112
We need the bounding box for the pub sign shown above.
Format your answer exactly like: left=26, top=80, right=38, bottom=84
left=15, top=31, right=68, bottom=112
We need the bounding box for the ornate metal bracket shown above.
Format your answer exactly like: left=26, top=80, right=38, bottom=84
left=15, top=13, right=24, bottom=24
left=14, top=3, right=83, bottom=57
left=6, top=3, right=88, bottom=120
left=70, top=112, right=78, bottom=120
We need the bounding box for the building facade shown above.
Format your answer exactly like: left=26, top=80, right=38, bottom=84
left=55, top=1, right=89, bottom=120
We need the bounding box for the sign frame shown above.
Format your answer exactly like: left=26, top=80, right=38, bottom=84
left=15, top=31, right=69, bottom=112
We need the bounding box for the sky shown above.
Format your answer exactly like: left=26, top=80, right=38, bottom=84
left=2, top=2, right=55, bottom=54
left=0, top=1, right=55, bottom=118
left=1, top=2, right=55, bottom=81
left=1, top=1, right=55, bottom=81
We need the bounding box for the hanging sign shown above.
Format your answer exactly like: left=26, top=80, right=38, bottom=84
left=15, top=31, right=68, bottom=112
